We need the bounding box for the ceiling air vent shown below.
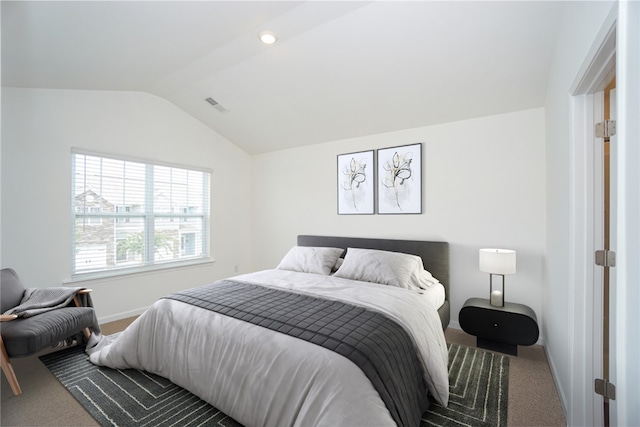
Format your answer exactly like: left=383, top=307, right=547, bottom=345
left=205, top=97, right=228, bottom=113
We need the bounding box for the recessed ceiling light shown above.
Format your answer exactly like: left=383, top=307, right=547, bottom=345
left=258, top=30, right=278, bottom=45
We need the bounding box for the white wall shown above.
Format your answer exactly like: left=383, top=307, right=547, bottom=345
left=252, top=108, right=546, bottom=334
left=543, top=1, right=616, bottom=424
left=1, top=88, right=253, bottom=322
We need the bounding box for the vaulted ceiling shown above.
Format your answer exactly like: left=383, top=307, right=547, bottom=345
left=2, top=1, right=563, bottom=154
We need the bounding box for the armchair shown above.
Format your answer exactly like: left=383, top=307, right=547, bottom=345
left=1, top=268, right=98, bottom=395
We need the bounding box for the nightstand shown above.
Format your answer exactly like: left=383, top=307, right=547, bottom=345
left=459, top=297, right=539, bottom=356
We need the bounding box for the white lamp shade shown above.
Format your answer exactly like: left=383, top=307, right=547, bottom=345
left=479, top=248, right=516, bottom=274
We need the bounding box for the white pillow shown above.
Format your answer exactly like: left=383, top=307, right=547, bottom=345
left=276, top=246, right=344, bottom=275
left=334, top=248, right=439, bottom=290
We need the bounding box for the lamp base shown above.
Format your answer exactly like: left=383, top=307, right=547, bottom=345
left=490, top=290, right=504, bottom=307
left=489, top=273, right=505, bottom=307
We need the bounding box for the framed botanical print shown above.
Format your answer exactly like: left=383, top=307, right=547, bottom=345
left=377, top=143, right=422, bottom=214
left=337, top=150, right=375, bottom=214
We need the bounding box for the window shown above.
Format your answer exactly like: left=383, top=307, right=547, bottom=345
left=72, top=150, right=211, bottom=277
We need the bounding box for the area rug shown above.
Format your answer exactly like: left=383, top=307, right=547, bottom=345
left=423, top=344, right=509, bottom=426
left=41, top=338, right=508, bottom=427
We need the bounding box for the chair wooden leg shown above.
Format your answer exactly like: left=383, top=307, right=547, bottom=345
left=0, top=336, right=22, bottom=395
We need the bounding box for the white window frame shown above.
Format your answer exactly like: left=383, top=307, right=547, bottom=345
left=71, top=149, right=211, bottom=279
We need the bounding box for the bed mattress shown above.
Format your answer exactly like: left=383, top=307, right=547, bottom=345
left=89, top=269, right=449, bottom=427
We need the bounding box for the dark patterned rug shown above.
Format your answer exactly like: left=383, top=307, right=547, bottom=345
left=41, top=338, right=508, bottom=427
left=424, top=344, right=509, bottom=426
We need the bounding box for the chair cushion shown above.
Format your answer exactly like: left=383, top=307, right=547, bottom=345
left=0, top=307, right=96, bottom=357
left=1, top=269, right=26, bottom=313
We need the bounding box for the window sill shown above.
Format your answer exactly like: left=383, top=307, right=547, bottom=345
left=65, top=258, right=215, bottom=285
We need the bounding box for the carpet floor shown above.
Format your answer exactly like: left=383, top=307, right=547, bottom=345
left=40, top=337, right=508, bottom=427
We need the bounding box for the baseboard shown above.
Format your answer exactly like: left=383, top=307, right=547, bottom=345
left=544, top=345, right=569, bottom=423
left=98, top=307, right=148, bottom=324
left=448, top=320, right=461, bottom=330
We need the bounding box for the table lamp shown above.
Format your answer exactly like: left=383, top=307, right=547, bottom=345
left=479, top=248, right=516, bottom=307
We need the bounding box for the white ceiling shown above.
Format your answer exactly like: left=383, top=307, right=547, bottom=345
left=2, top=1, right=563, bottom=155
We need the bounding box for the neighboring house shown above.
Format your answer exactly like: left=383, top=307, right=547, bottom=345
left=74, top=190, right=115, bottom=271
left=74, top=190, right=202, bottom=273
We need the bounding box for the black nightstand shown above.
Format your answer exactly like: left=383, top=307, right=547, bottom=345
left=459, top=297, right=539, bottom=356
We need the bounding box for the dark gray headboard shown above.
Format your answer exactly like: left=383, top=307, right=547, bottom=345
left=297, top=235, right=449, bottom=300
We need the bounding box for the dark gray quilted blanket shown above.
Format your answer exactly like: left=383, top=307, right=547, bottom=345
left=164, top=279, right=429, bottom=427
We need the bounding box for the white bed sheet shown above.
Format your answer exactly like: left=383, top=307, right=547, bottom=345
left=89, top=270, right=449, bottom=427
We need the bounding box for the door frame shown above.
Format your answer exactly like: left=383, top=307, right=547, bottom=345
left=568, top=2, right=640, bottom=424
left=613, top=1, right=640, bottom=424
left=568, top=6, right=616, bottom=426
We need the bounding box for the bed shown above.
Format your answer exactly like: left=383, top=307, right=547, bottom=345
left=89, top=235, right=450, bottom=427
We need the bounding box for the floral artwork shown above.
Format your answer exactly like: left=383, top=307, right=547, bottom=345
left=337, top=150, right=374, bottom=214
left=377, top=143, right=422, bottom=214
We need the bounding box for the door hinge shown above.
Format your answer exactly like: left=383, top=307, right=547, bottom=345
left=595, top=120, right=616, bottom=138
left=595, top=378, right=616, bottom=400
left=595, top=249, right=616, bottom=267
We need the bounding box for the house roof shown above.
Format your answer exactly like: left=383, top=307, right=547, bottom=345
left=1, top=1, right=563, bottom=154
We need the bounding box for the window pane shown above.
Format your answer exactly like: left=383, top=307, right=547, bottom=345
left=74, top=154, right=148, bottom=213
left=114, top=218, right=146, bottom=268
left=153, top=166, right=205, bottom=214
left=74, top=154, right=105, bottom=213
left=75, top=217, right=145, bottom=272
left=154, top=217, right=203, bottom=261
